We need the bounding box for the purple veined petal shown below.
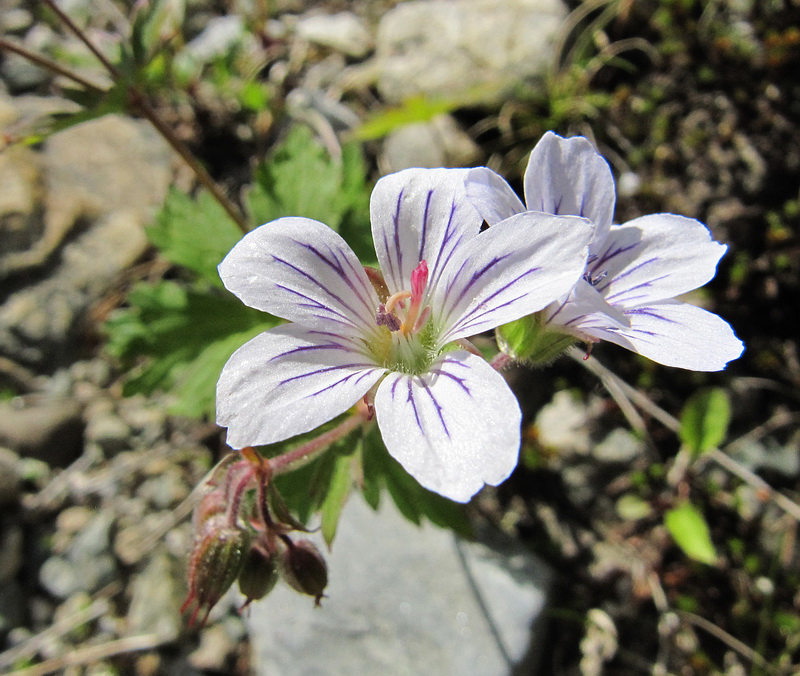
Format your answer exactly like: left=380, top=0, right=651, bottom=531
left=590, top=214, right=728, bottom=308
left=217, top=323, right=386, bottom=448
left=370, top=168, right=482, bottom=296
left=584, top=299, right=744, bottom=371
left=218, top=217, right=379, bottom=338
left=464, top=167, right=526, bottom=226
left=523, top=131, right=615, bottom=255
left=544, top=279, right=629, bottom=335
left=374, top=351, right=521, bottom=502
left=437, top=211, right=593, bottom=344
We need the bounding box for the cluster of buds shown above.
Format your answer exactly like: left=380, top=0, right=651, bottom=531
left=181, top=448, right=328, bottom=626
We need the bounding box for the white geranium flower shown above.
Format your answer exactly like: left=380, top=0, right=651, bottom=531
left=216, top=168, right=593, bottom=502
left=466, top=132, right=744, bottom=371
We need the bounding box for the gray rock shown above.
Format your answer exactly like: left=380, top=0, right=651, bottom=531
left=295, top=12, right=373, bottom=59
left=380, top=114, right=480, bottom=173
left=247, top=495, right=552, bottom=675
left=375, top=0, right=567, bottom=104
left=40, top=511, right=117, bottom=598
left=127, top=549, right=183, bottom=643
left=535, top=391, right=595, bottom=456
left=0, top=396, right=83, bottom=466
left=84, top=413, right=131, bottom=454
left=594, top=429, right=643, bottom=465
left=0, top=114, right=172, bottom=367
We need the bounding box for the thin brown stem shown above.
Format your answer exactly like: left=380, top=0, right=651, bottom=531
left=38, top=0, right=249, bottom=233
left=42, top=0, right=121, bottom=78
left=270, top=411, right=369, bottom=475
left=572, top=348, right=800, bottom=523
left=129, top=91, right=249, bottom=232
left=0, top=37, right=105, bottom=93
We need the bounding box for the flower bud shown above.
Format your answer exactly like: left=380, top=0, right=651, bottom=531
left=238, top=546, right=279, bottom=606
left=182, top=517, right=250, bottom=625
left=279, top=539, right=328, bottom=605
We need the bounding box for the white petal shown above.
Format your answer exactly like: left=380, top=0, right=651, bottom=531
left=370, top=168, right=482, bottom=295
left=523, top=132, right=615, bottom=253
left=438, top=211, right=593, bottom=343
left=218, top=217, right=378, bottom=336
left=586, top=300, right=744, bottom=371
left=374, top=352, right=521, bottom=502
left=545, top=279, right=629, bottom=337
left=591, top=215, right=727, bottom=308
left=217, top=324, right=385, bottom=448
left=464, top=167, right=526, bottom=225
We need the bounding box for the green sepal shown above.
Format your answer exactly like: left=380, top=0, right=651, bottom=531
left=496, top=313, right=577, bottom=365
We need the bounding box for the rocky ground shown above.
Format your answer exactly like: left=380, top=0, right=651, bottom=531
left=1, top=0, right=799, bottom=674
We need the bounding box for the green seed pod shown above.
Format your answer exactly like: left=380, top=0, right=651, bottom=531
left=182, top=517, right=250, bottom=625
left=238, top=547, right=279, bottom=605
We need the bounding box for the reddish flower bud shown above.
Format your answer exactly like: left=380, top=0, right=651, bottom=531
left=182, top=517, right=250, bottom=626
left=238, top=546, right=279, bottom=607
left=279, top=539, right=328, bottom=605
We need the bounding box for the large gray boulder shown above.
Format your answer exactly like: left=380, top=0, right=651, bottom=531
left=375, top=0, right=567, bottom=104
left=247, top=494, right=552, bottom=675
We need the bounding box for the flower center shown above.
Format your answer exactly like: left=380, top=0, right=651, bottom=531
left=376, top=260, right=432, bottom=337
left=369, top=261, right=436, bottom=374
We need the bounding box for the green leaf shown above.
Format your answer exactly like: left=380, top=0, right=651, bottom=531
left=354, top=95, right=464, bottom=141
left=104, top=281, right=271, bottom=417
left=360, top=427, right=473, bottom=538
left=146, top=188, right=244, bottom=285
left=320, top=451, right=356, bottom=547
left=246, top=126, right=371, bottom=235
left=679, top=388, right=731, bottom=456
left=664, top=502, right=718, bottom=565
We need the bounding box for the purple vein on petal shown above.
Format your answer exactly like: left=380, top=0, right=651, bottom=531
left=596, top=256, right=662, bottom=294
left=603, top=275, right=670, bottom=302
left=276, top=284, right=355, bottom=327
left=392, top=189, right=405, bottom=285
left=308, top=368, right=380, bottom=398
left=428, top=200, right=460, bottom=287
left=452, top=254, right=513, bottom=306
left=428, top=367, right=471, bottom=396
left=292, top=241, right=374, bottom=321
left=449, top=292, right=527, bottom=337
left=625, top=307, right=679, bottom=323
left=308, top=329, right=368, bottom=350
left=418, top=189, right=434, bottom=262
left=419, top=379, right=449, bottom=438
left=405, top=379, right=424, bottom=434
left=269, top=342, right=358, bottom=362
left=448, top=266, right=540, bottom=331
left=272, top=255, right=366, bottom=327
left=546, top=297, right=569, bottom=323
left=589, top=242, right=639, bottom=276
left=277, top=362, right=375, bottom=387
